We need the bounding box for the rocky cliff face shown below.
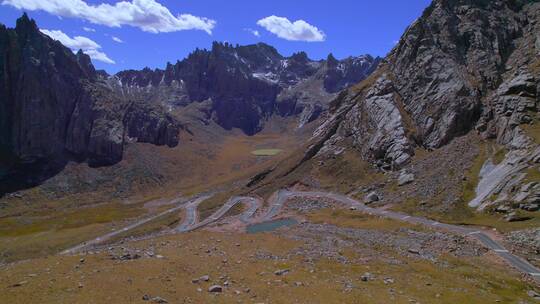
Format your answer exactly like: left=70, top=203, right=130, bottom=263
left=316, top=0, right=539, bottom=169
left=115, top=42, right=381, bottom=135
left=0, top=14, right=180, bottom=191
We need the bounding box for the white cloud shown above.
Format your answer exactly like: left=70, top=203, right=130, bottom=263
left=244, top=28, right=260, bottom=37
left=112, top=36, right=123, bottom=43
left=3, top=0, right=216, bottom=34
left=83, top=49, right=115, bottom=64
left=83, top=26, right=95, bottom=32
left=40, top=29, right=99, bottom=50
left=256, top=16, right=325, bottom=42
left=40, top=29, right=115, bottom=64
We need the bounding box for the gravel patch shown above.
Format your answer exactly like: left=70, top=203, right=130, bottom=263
left=273, top=223, right=487, bottom=265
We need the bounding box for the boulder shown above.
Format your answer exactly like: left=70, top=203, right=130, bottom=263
left=495, top=205, right=512, bottom=213
left=504, top=212, right=531, bottom=222
left=360, top=272, right=372, bottom=282
left=151, top=297, right=168, bottom=304
left=208, top=285, right=223, bottom=293
left=398, top=171, right=415, bottom=186
left=520, top=204, right=539, bottom=212
left=528, top=290, right=540, bottom=300
left=274, top=269, right=290, bottom=276
left=199, top=275, right=210, bottom=282
left=365, top=192, right=380, bottom=204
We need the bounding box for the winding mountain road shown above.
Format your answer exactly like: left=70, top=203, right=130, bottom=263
left=174, top=189, right=540, bottom=281
left=176, top=196, right=262, bottom=232
left=64, top=188, right=540, bottom=281
left=61, top=194, right=212, bottom=255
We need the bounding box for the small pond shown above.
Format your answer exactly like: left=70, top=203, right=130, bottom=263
left=246, top=218, right=298, bottom=234
left=251, top=149, right=283, bottom=156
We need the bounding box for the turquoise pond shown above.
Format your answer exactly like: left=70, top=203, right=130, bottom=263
left=246, top=218, right=298, bottom=234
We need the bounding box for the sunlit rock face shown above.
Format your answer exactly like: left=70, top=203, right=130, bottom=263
left=316, top=0, right=539, bottom=169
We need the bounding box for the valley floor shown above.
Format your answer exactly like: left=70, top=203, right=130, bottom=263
left=2, top=188, right=540, bottom=303
left=1, top=125, right=539, bottom=303
left=1, top=214, right=537, bottom=303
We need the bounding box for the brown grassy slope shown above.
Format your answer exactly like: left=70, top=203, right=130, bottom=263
left=0, top=230, right=535, bottom=304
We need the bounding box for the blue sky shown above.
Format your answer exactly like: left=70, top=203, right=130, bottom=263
left=0, top=0, right=432, bottom=73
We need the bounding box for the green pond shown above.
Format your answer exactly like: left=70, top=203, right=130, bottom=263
left=251, top=149, right=283, bottom=156
left=246, top=218, right=298, bottom=234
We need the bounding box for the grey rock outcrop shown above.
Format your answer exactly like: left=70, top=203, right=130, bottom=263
left=485, top=70, right=538, bottom=149
left=313, top=0, right=540, bottom=170
left=469, top=147, right=540, bottom=211
left=341, top=76, right=413, bottom=167
left=398, top=171, right=415, bottom=186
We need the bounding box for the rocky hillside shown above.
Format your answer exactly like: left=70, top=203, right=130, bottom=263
left=313, top=0, right=539, bottom=166
left=114, top=43, right=380, bottom=134
left=310, top=0, right=539, bottom=211
left=0, top=14, right=180, bottom=193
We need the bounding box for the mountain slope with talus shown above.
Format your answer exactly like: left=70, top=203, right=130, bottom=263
left=248, top=0, right=540, bottom=234
left=237, top=0, right=540, bottom=268
left=315, top=0, right=539, bottom=168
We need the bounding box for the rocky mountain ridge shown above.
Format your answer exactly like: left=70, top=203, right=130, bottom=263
left=113, top=42, right=380, bottom=134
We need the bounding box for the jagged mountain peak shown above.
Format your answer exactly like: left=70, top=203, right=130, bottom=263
left=289, top=51, right=310, bottom=63
left=15, top=12, right=37, bottom=33
left=326, top=53, right=339, bottom=67
left=113, top=41, right=380, bottom=135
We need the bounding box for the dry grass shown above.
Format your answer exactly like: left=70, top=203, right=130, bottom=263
left=307, top=208, right=425, bottom=232
left=0, top=223, right=113, bottom=263
left=0, top=202, right=145, bottom=238
left=0, top=202, right=147, bottom=262
left=522, top=121, right=540, bottom=145
left=491, top=146, right=507, bottom=165
left=0, top=231, right=535, bottom=303
left=461, top=142, right=489, bottom=205
left=313, top=149, right=384, bottom=195
left=155, top=127, right=302, bottom=196
left=396, top=196, right=540, bottom=233
left=523, top=165, right=540, bottom=184
left=104, top=210, right=184, bottom=244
